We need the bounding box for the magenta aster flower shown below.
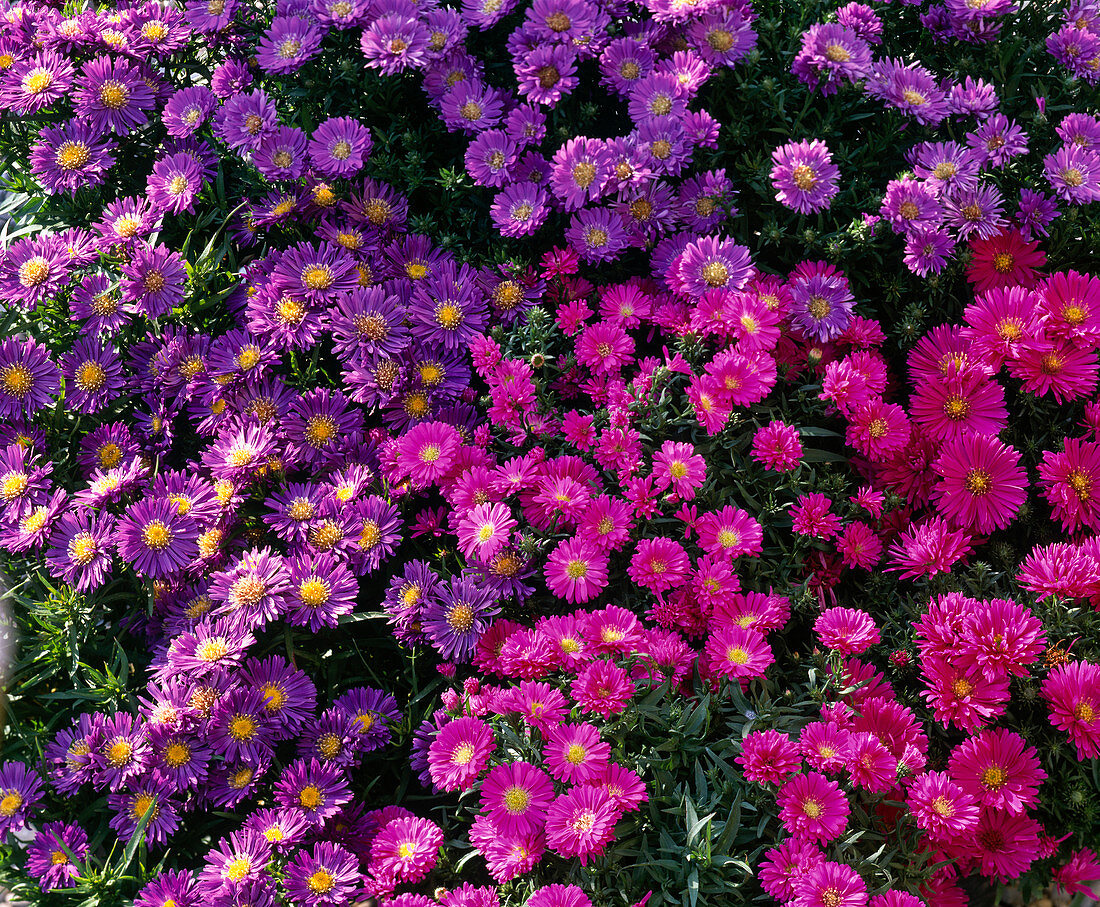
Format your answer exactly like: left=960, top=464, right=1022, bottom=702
left=814, top=607, right=880, bottom=655
left=396, top=421, right=462, bottom=485
left=543, top=722, right=610, bottom=784
left=427, top=716, right=494, bottom=791
left=948, top=727, right=1044, bottom=815
left=737, top=729, right=801, bottom=785
left=752, top=420, right=802, bottom=471
left=671, top=234, right=753, bottom=297
left=771, top=140, right=840, bottom=214
left=704, top=624, right=774, bottom=681
left=544, top=786, right=619, bottom=866
left=1041, top=660, right=1100, bottom=759
left=652, top=440, right=706, bottom=499
left=545, top=537, right=609, bottom=604
left=777, top=771, right=849, bottom=844
left=368, top=816, right=443, bottom=885
left=793, top=862, right=868, bottom=907
left=480, top=761, right=554, bottom=836
left=931, top=434, right=1027, bottom=533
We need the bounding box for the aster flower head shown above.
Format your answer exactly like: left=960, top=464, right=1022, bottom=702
left=544, top=722, right=610, bottom=784
left=30, top=122, right=117, bottom=195
left=771, top=140, right=840, bottom=214
left=361, top=14, right=431, bottom=74
left=274, top=758, right=352, bottom=825
left=788, top=261, right=854, bottom=342
left=815, top=608, right=880, bottom=655
left=1041, top=660, right=1100, bottom=759
left=777, top=771, right=849, bottom=844
left=545, top=537, right=609, bottom=604
left=670, top=235, right=753, bottom=298
left=931, top=434, right=1027, bottom=533
left=791, top=23, right=871, bottom=96
left=423, top=574, right=499, bottom=661
left=480, top=761, right=554, bottom=836
left=907, top=770, right=979, bottom=841
left=368, top=816, right=443, bottom=885
left=1045, top=144, right=1100, bottom=205
left=794, top=862, right=868, bottom=907
left=704, top=624, right=774, bottom=681
left=116, top=497, right=199, bottom=579
left=544, top=785, right=619, bottom=866
left=256, top=16, right=323, bottom=74
left=73, top=55, right=155, bottom=135
left=0, top=762, right=44, bottom=837
left=26, top=821, right=89, bottom=891
left=284, top=841, right=360, bottom=906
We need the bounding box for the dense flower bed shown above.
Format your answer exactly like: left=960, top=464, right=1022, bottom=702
left=1, top=0, right=1100, bottom=905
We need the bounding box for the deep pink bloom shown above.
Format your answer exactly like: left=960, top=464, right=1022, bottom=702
left=652, top=441, right=706, bottom=499
left=544, top=786, right=619, bottom=866
left=627, top=537, right=690, bottom=594
left=790, top=493, right=841, bottom=539
left=751, top=421, right=802, bottom=471
left=948, top=728, right=1045, bottom=815
left=544, top=538, right=609, bottom=604
left=907, top=770, right=979, bottom=840
left=793, top=861, right=868, bottom=907
left=1041, top=660, right=1100, bottom=759
left=427, top=717, right=495, bottom=791
left=737, top=729, right=801, bottom=785
left=931, top=434, right=1027, bottom=533
left=704, top=624, right=774, bottom=681
left=480, top=761, right=554, bottom=836
left=543, top=723, right=609, bottom=784
left=777, top=771, right=849, bottom=845
left=814, top=608, right=880, bottom=655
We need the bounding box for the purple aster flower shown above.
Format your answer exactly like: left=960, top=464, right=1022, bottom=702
left=25, top=821, right=88, bottom=890
left=439, top=80, right=506, bottom=134
left=1016, top=189, right=1060, bottom=239
left=264, top=482, right=325, bottom=546
left=634, top=119, right=691, bottom=177
left=943, top=184, right=1008, bottom=240
left=598, top=37, right=656, bottom=96
left=770, top=139, right=839, bottom=214
left=242, top=808, right=310, bottom=851
left=0, top=442, right=51, bottom=522
left=274, top=758, right=352, bottom=825
left=147, top=153, right=206, bottom=215
left=311, top=0, right=368, bottom=29
left=626, top=71, right=688, bottom=127
left=198, top=831, right=273, bottom=897
left=119, top=242, right=186, bottom=318
left=0, top=337, right=59, bottom=419
left=966, top=113, right=1028, bottom=168
left=282, top=551, right=358, bottom=630
left=207, top=758, right=273, bottom=810
left=348, top=494, right=402, bottom=574
left=1044, top=144, right=1100, bottom=204
left=329, top=286, right=409, bottom=361
left=0, top=762, right=44, bottom=837
left=504, top=104, right=547, bottom=147
left=465, top=129, right=519, bottom=188
left=1047, top=24, right=1100, bottom=82
left=145, top=724, right=211, bottom=790
left=409, top=261, right=489, bottom=350
left=284, top=841, right=359, bottom=906
left=208, top=547, right=289, bottom=626
left=116, top=497, right=200, bottom=579
left=271, top=241, right=360, bottom=304
left=688, top=8, right=757, bottom=66
left=791, top=23, right=871, bottom=96
left=90, top=713, right=147, bottom=790
left=903, top=225, right=955, bottom=276
left=242, top=655, right=318, bottom=736
left=108, top=778, right=180, bottom=847
left=283, top=387, right=364, bottom=466
left=490, top=183, right=550, bottom=237
left=162, top=85, right=216, bottom=137
left=460, top=0, right=520, bottom=29
left=910, top=141, right=981, bottom=198
left=215, top=89, right=277, bottom=151
left=1, top=50, right=74, bottom=115
left=29, top=121, right=117, bottom=195
left=677, top=169, right=735, bottom=231
left=836, top=2, right=881, bottom=42
left=257, top=16, right=323, bottom=74
left=0, top=488, right=67, bottom=554
left=135, top=870, right=197, bottom=907
left=946, top=75, right=999, bottom=117
left=308, top=117, right=372, bottom=179
left=1057, top=112, right=1100, bottom=150
left=332, top=686, right=400, bottom=751
left=0, top=234, right=70, bottom=312
left=209, top=687, right=277, bottom=762
left=73, top=55, right=154, bottom=135
left=670, top=234, right=753, bottom=296
left=60, top=337, right=120, bottom=414
left=880, top=176, right=943, bottom=234
left=170, top=618, right=255, bottom=678
left=423, top=574, right=500, bottom=662
left=297, top=709, right=358, bottom=767
left=253, top=125, right=308, bottom=181
left=515, top=43, right=579, bottom=106
left=360, top=14, right=431, bottom=74
left=564, top=206, right=629, bottom=264
left=94, top=195, right=159, bottom=249
left=789, top=261, right=855, bottom=341
left=866, top=58, right=948, bottom=126
left=44, top=714, right=101, bottom=795
left=185, top=0, right=238, bottom=34
left=44, top=507, right=115, bottom=593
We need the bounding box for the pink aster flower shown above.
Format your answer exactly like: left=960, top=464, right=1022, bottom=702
left=793, top=861, right=867, bottom=907
left=1041, top=660, right=1100, bottom=759
left=777, top=771, right=849, bottom=845
left=814, top=608, right=880, bottom=655
left=575, top=321, right=635, bottom=375
left=627, top=537, right=690, bottom=594
left=652, top=440, right=706, bottom=500
left=544, top=537, right=609, bottom=604
left=696, top=506, right=763, bottom=560
left=920, top=655, right=1009, bottom=734
left=836, top=523, right=883, bottom=570
left=966, top=809, right=1042, bottom=882
left=704, top=624, right=774, bottom=682
left=737, top=729, right=801, bottom=785
left=948, top=727, right=1045, bottom=815
left=1053, top=849, right=1100, bottom=899
left=456, top=502, right=517, bottom=563
left=427, top=717, right=495, bottom=791
left=368, top=816, right=443, bottom=885
left=770, top=139, right=840, bottom=214
left=396, top=421, right=462, bottom=486
left=571, top=660, right=633, bottom=719
left=544, top=785, right=619, bottom=866
left=907, top=771, right=979, bottom=841
left=931, top=434, right=1027, bottom=534
left=886, top=517, right=972, bottom=580
left=480, top=761, right=554, bottom=837
left=752, top=420, right=803, bottom=471
left=1038, top=437, right=1100, bottom=532
left=790, top=493, right=842, bottom=540
left=543, top=723, right=610, bottom=784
